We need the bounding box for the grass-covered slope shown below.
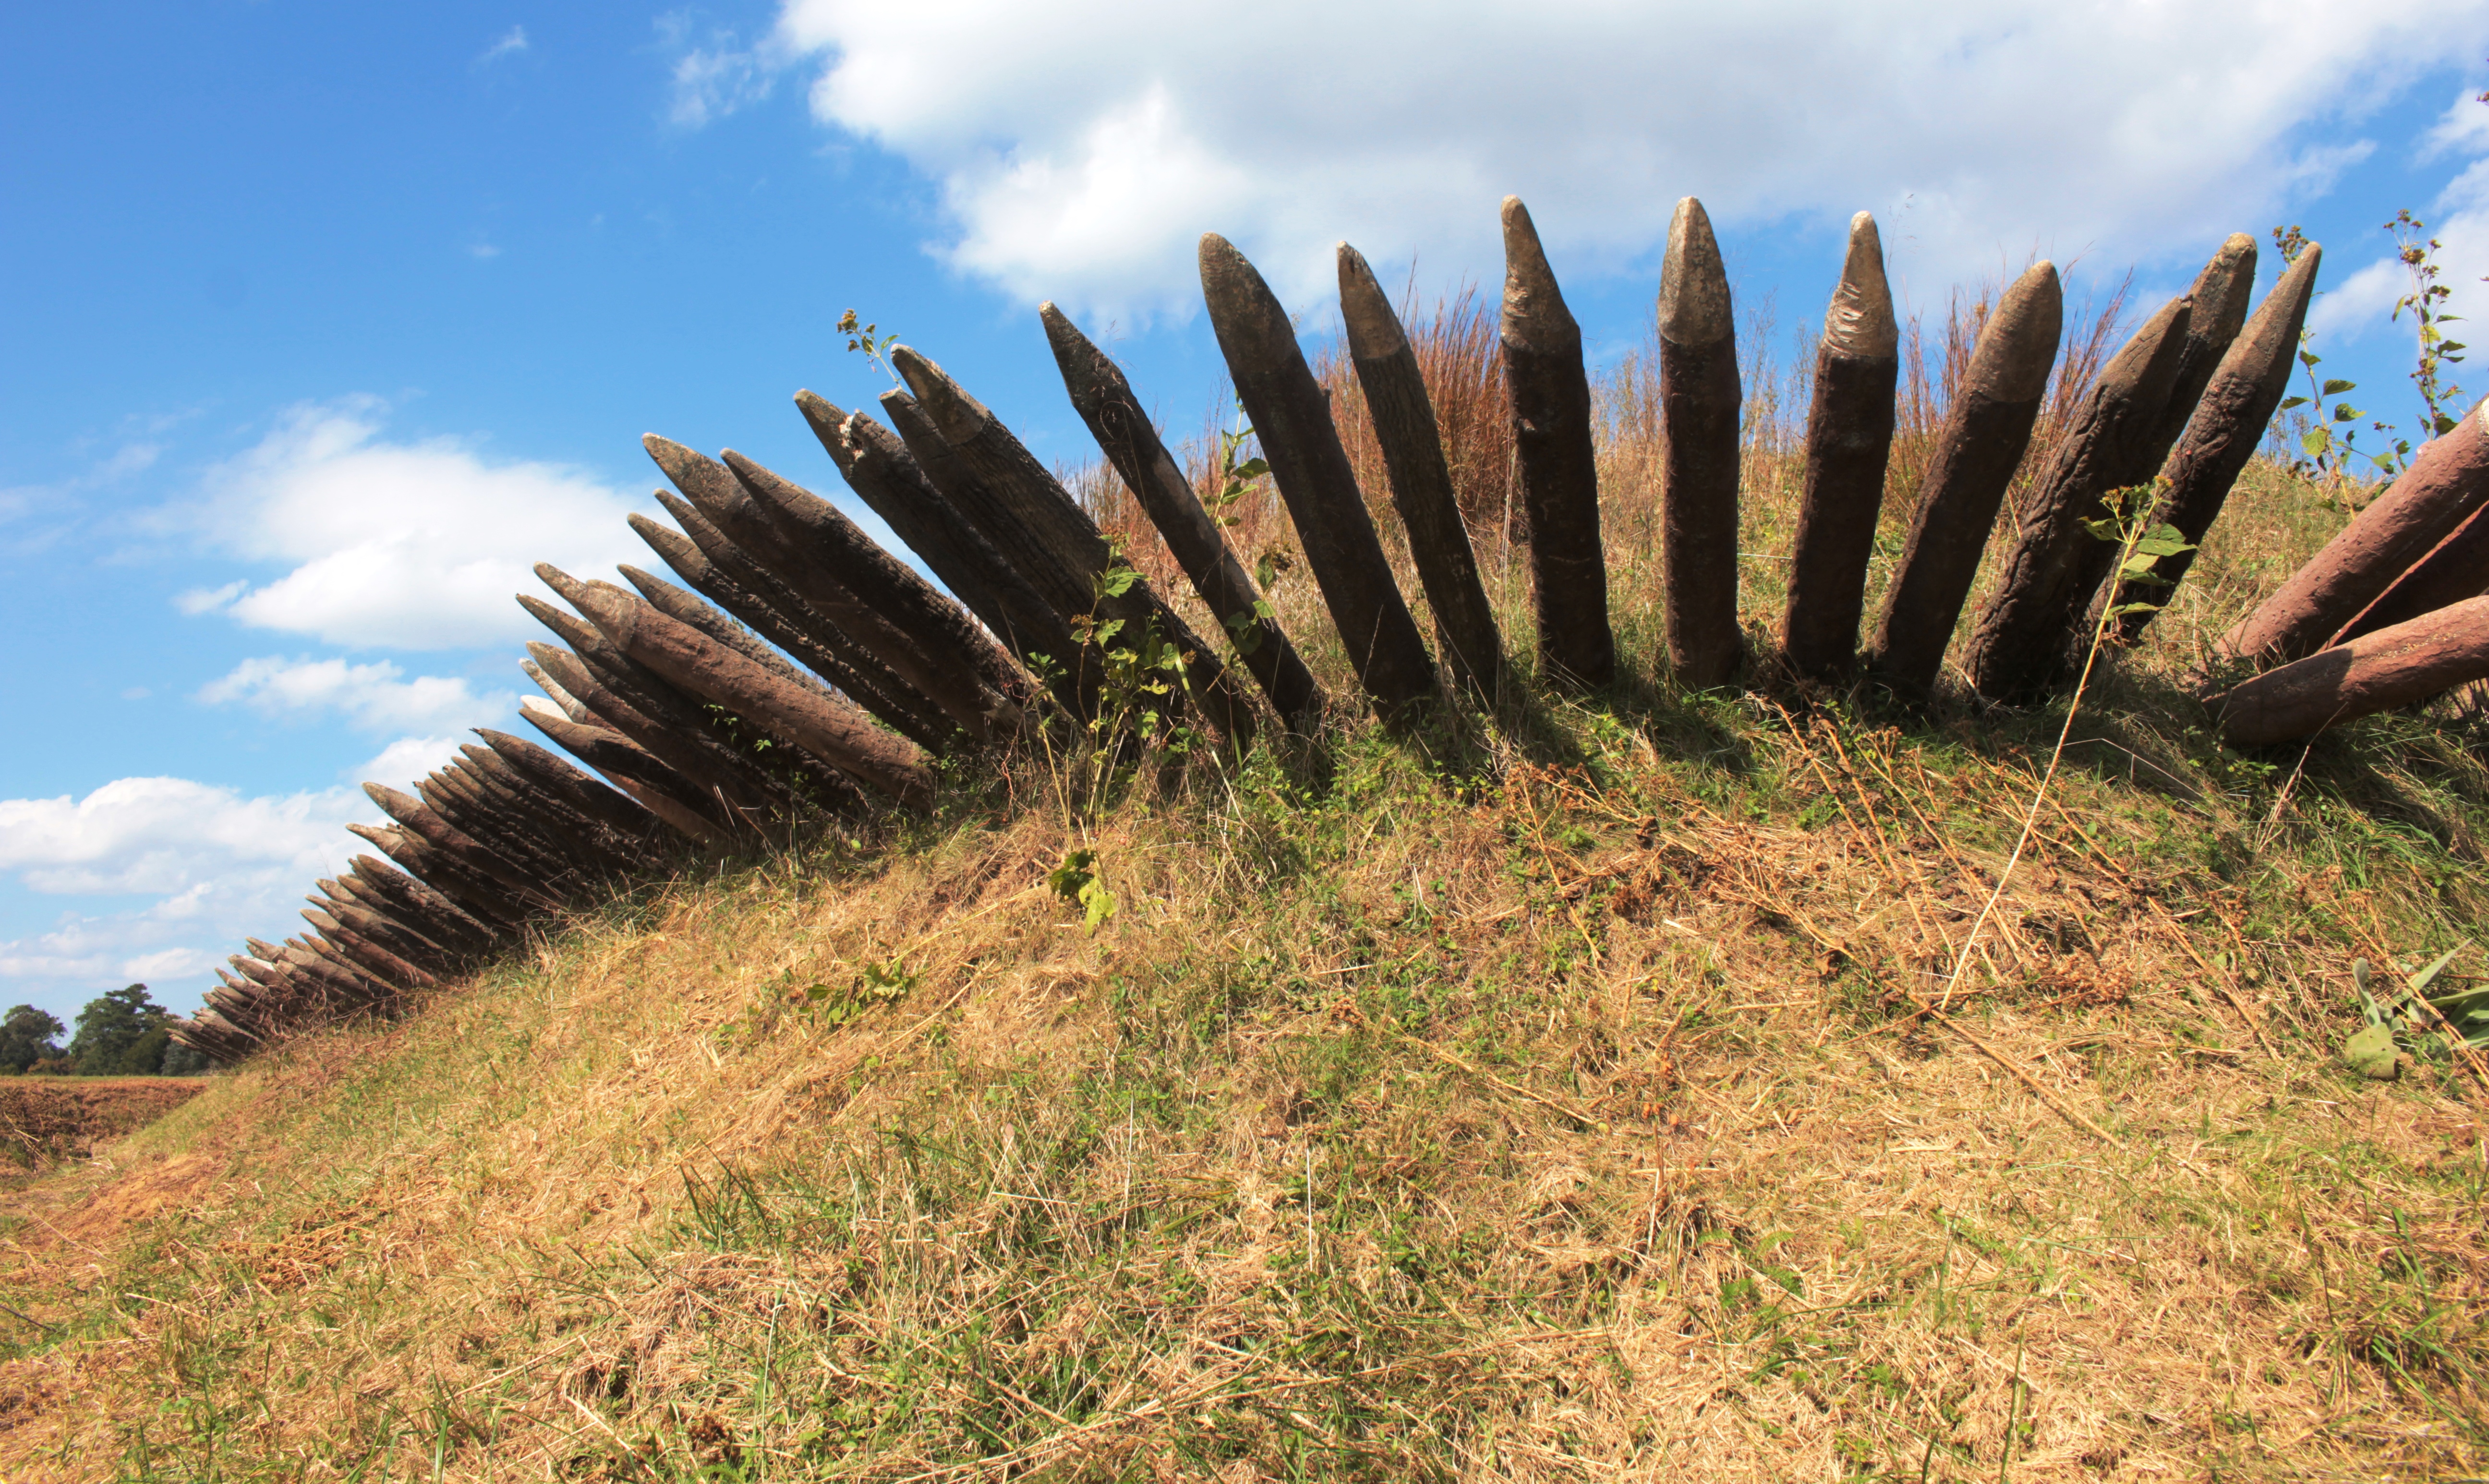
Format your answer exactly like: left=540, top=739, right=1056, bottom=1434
left=11, top=621, right=2489, bottom=1477
left=11, top=336, right=2489, bottom=1477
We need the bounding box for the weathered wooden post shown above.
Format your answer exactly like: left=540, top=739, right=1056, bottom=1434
left=2144, top=235, right=2261, bottom=458
left=1499, top=199, right=1616, bottom=688
left=2221, top=396, right=2489, bottom=665
left=2217, top=595, right=2489, bottom=746
left=565, top=578, right=937, bottom=807
left=516, top=699, right=737, bottom=843
left=629, top=507, right=954, bottom=750
left=838, top=405, right=1099, bottom=720
left=1657, top=198, right=1745, bottom=688
left=1198, top=233, right=1437, bottom=715
left=1778, top=212, right=1899, bottom=684
left=798, top=390, right=1004, bottom=626
left=1338, top=244, right=1508, bottom=700
left=1863, top=262, right=2064, bottom=696
left=889, top=348, right=1259, bottom=749
left=2105, top=243, right=2321, bottom=640
left=722, top=448, right=1035, bottom=718
left=1963, top=292, right=2196, bottom=699
left=645, top=435, right=1015, bottom=744
left=1043, top=302, right=1329, bottom=726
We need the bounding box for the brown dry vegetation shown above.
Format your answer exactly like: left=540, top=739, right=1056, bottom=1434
left=0, top=1080, right=204, bottom=1189
left=7, top=292, right=2489, bottom=1482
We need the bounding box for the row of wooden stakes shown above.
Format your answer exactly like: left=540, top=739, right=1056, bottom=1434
left=167, top=198, right=2489, bottom=1064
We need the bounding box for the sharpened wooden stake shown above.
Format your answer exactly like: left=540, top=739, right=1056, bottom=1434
left=2107, top=243, right=2320, bottom=640
left=798, top=389, right=1004, bottom=625
left=1198, top=233, right=1436, bottom=715
left=1779, top=212, right=1900, bottom=684
left=1964, top=291, right=2195, bottom=700
left=2145, top=234, right=2261, bottom=460
left=364, top=783, right=566, bottom=910
left=2218, top=594, right=2489, bottom=746
left=516, top=700, right=736, bottom=845
left=634, top=496, right=954, bottom=748
left=342, top=855, right=504, bottom=950
left=1499, top=200, right=1615, bottom=688
left=721, top=447, right=1033, bottom=722
left=566, top=579, right=936, bottom=806
left=1864, top=262, right=2064, bottom=697
left=1657, top=198, right=1744, bottom=689
left=841, top=404, right=1097, bottom=720
left=1043, top=301, right=1329, bottom=727
left=520, top=586, right=809, bottom=817
left=1339, top=245, right=1507, bottom=700
left=890, top=346, right=1258, bottom=749
left=2222, top=395, right=2489, bottom=666
left=644, top=434, right=1014, bottom=743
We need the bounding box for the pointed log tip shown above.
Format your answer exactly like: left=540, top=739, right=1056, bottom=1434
left=1965, top=261, right=2065, bottom=403
left=1822, top=212, right=1897, bottom=360
left=2098, top=293, right=2195, bottom=398
left=1658, top=197, right=1731, bottom=348
left=569, top=581, right=635, bottom=641
left=1197, top=234, right=1293, bottom=375
left=1498, top=199, right=1576, bottom=349
left=1336, top=242, right=1408, bottom=361
left=888, top=347, right=989, bottom=444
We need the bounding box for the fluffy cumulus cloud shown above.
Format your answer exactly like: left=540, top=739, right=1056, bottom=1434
left=171, top=397, right=645, bottom=650
left=0, top=777, right=367, bottom=1010
left=758, top=0, right=2489, bottom=316
left=198, top=655, right=516, bottom=737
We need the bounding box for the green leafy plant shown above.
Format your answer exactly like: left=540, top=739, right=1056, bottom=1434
left=2343, top=945, right=2481, bottom=1079
left=836, top=309, right=900, bottom=385
left=2272, top=226, right=2403, bottom=488
left=792, top=957, right=920, bottom=1029
left=1046, top=847, right=1118, bottom=931
left=2389, top=209, right=2468, bottom=440
left=2082, top=480, right=2196, bottom=620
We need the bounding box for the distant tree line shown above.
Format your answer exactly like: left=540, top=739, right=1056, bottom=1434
left=0, top=985, right=211, bottom=1077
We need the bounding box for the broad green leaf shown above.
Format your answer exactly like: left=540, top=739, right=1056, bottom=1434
left=2279, top=396, right=2309, bottom=410
left=2302, top=429, right=2333, bottom=457
left=2322, top=378, right=2357, bottom=396
left=2344, top=1022, right=2400, bottom=1079
left=2408, top=941, right=2468, bottom=996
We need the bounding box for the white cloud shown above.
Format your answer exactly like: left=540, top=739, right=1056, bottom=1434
left=169, top=397, right=645, bottom=650
left=663, top=14, right=779, bottom=127
left=766, top=0, right=2489, bottom=317
left=197, top=655, right=517, bottom=736
left=479, top=25, right=528, bottom=65
left=0, top=777, right=367, bottom=1013
left=353, top=735, right=470, bottom=792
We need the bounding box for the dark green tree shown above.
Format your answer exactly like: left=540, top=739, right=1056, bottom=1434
left=0, top=1005, right=65, bottom=1073
left=67, top=984, right=172, bottom=1076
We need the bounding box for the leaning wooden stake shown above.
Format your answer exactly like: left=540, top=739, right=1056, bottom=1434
left=1199, top=232, right=1436, bottom=715
left=2144, top=235, right=2261, bottom=458
left=1499, top=198, right=1615, bottom=688
left=891, top=347, right=1259, bottom=749
left=2217, top=594, right=2489, bottom=747
left=2106, top=243, right=2321, bottom=640
left=1863, top=262, right=2064, bottom=696
left=1657, top=197, right=1745, bottom=688
left=1963, top=291, right=2195, bottom=700
left=1340, top=245, right=1507, bottom=700
left=565, top=579, right=936, bottom=807
left=798, top=391, right=1003, bottom=628
left=1042, top=301, right=1328, bottom=726
left=839, top=404, right=1097, bottom=720
left=644, top=435, right=1014, bottom=743
left=516, top=700, right=737, bottom=844
left=1778, top=212, right=1899, bottom=683
left=721, top=446, right=1034, bottom=724
left=2221, top=396, right=2489, bottom=666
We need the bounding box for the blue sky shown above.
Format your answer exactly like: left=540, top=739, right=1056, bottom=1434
left=8, top=0, right=2489, bottom=1032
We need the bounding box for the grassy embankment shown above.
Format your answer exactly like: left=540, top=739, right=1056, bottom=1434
left=6, top=287, right=2489, bottom=1481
